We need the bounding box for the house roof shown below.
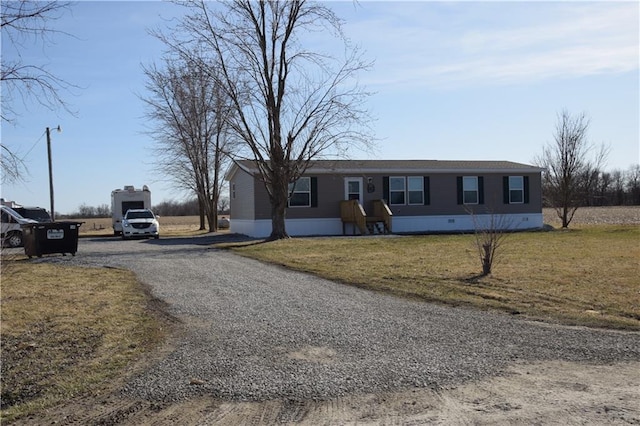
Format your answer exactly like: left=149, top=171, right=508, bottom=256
left=228, top=159, right=544, bottom=179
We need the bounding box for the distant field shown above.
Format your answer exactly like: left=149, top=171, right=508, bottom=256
left=542, top=206, right=639, bottom=226
left=73, top=215, right=228, bottom=237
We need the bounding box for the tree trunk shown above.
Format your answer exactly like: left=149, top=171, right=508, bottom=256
left=206, top=196, right=217, bottom=233
left=198, top=197, right=206, bottom=230
left=482, top=243, right=492, bottom=276
left=269, top=201, right=289, bottom=240
left=268, top=173, right=290, bottom=240
left=562, top=206, right=569, bottom=228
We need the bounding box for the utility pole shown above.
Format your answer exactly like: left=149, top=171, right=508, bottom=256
left=46, top=126, right=60, bottom=221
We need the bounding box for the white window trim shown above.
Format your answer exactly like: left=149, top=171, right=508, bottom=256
left=389, top=176, right=406, bottom=205
left=407, top=176, right=424, bottom=205
left=288, top=177, right=311, bottom=208
left=463, top=176, right=479, bottom=205
left=509, top=176, right=524, bottom=204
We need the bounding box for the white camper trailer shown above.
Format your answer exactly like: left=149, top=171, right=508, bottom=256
left=111, top=185, right=151, bottom=235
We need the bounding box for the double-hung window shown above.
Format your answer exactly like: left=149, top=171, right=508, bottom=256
left=288, top=177, right=311, bottom=207
left=509, top=176, right=524, bottom=204
left=389, top=177, right=406, bottom=205
left=504, top=175, right=528, bottom=204
left=407, top=176, right=424, bottom=205
left=463, top=176, right=479, bottom=204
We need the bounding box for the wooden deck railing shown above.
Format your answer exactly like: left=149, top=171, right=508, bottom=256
left=340, top=199, right=392, bottom=235
left=340, top=200, right=367, bottom=235
left=372, top=199, right=393, bottom=233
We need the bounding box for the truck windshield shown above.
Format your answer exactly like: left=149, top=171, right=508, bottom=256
left=17, top=208, right=52, bottom=222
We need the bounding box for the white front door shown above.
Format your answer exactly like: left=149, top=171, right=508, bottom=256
left=344, top=177, right=363, bottom=204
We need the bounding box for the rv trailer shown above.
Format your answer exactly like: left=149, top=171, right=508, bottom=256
left=111, top=185, right=151, bottom=235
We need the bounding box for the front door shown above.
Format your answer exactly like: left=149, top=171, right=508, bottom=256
left=344, top=177, right=363, bottom=204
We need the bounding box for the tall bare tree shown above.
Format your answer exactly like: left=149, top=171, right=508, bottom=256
left=626, top=164, right=640, bottom=205
left=141, top=56, right=234, bottom=232
left=536, top=110, right=608, bottom=228
left=156, top=0, right=373, bottom=239
left=1, top=0, right=75, bottom=183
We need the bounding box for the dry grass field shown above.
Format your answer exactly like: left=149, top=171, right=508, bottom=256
left=73, top=215, right=228, bottom=237
left=1, top=263, right=167, bottom=421
left=543, top=205, right=640, bottom=226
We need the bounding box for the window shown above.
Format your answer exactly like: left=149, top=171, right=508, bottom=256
left=384, top=176, right=430, bottom=205
left=347, top=179, right=361, bottom=201
left=389, top=177, right=405, bottom=205
left=503, top=176, right=529, bottom=204
left=288, top=177, right=311, bottom=207
left=407, top=176, right=424, bottom=205
left=231, top=183, right=236, bottom=199
left=509, top=176, right=524, bottom=203
left=463, top=176, right=478, bottom=204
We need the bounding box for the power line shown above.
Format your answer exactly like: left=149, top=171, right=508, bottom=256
left=20, top=130, right=46, bottom=160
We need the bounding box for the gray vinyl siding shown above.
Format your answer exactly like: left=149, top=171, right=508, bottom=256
left=229, top=168, right=256, bottom=220
left=272, top=172, right=541, bottom=219
left=253, top=178, right=272, bottom=220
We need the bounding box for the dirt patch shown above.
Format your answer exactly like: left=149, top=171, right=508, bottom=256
left=286, top=346, right=337, bottom=364
left=15, top=361, right=638, bottom=425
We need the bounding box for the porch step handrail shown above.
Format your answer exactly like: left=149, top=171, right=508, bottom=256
left=340, top=199, right=392, bottom=235
left=372, top=199, right=393, bottom=233
left=340, top=200, right=367, bottom=235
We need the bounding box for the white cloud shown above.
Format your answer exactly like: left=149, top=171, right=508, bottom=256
left=345, top=2, right=639, bottom=90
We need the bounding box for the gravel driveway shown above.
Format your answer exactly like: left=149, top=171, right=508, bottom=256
left=42, top=234, right=639, bottom=406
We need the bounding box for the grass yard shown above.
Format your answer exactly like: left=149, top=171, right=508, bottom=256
left=0, top=263, right=168, bottom=422
left=230, top=225, right=640, bottom=330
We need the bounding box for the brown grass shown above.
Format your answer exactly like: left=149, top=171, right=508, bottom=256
left=230, top=224, right=640, bottom=330
left=0, top=262, right=168, bottom=422
left=70, top=215, right=226, bottom=237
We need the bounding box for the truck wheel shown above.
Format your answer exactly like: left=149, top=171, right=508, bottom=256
left=7, top=231, right=23, bottom=248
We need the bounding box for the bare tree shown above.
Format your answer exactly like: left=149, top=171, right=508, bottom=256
left=1, top=0, right=75, bottom=182
left=156, top=0, right=373, bottom=239
left=536, top=110, right=608, bottom=228
left=467, top=207, right=513, bottom=277
left=610, top=169, right=625, bottom=205
left=141, top=55, right=234, bottom=232
left=626, top=164, right=640, bottom=205
left=217, top=195, right=230, bottom=214
left=0, top=145, right=25, bottom=184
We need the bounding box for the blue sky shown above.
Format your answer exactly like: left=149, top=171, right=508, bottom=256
left=2, top=1, right=638, bottom=215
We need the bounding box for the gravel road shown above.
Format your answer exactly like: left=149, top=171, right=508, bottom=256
left=38, top=234, right=639, bottom=406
